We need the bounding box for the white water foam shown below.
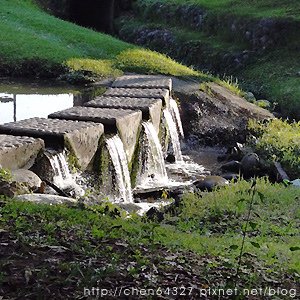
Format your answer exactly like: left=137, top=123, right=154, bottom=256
left=170, top=98, right=184, bottom=138
left=106, top=135, right=133, bottom=203
left=163, top=109, right=183, bottom=161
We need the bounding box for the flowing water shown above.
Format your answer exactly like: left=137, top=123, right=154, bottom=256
left=106, top=135, right=133, bottom=203
left=139, top=121, right=168, bottom=187
left=163, top=109, right=183, bottom=161
left=170, top=98, right=184, bottom=138
left=47, top=151, right=84, bottom=197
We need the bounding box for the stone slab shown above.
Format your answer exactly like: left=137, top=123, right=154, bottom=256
left=112, top=75, right=172, bottom=91
left=0, top=118, right=104, bottom=170
left=0, top=134, right=44, bottom=170
left=103, top=88, right=170, bottom=107
left=15, top=194, right=77, bottom=205
left=48, top=107, right=142, bottom=163
left=85, top=96, right=162, bottom=133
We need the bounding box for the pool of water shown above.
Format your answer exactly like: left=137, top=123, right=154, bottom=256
left=0, top=78, right=98, bottom=125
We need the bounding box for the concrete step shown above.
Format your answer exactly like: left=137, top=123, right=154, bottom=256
left=0, top=118, right=104, bottom=170
left=85, top=96, right=162, bottom=133
left=103, top=87, right=170, bottom=107
left=48, top=107, right=142, bottom=163
left=0, top=134, right=44, bottom=170
left=112, top=75, right=172, bottom=91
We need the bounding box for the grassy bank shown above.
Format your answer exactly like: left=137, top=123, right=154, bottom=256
left=120, top=0, right=300, bottom=118
left=0, top=0, right=206, bottom=80
left=138, top=0, right=300, bottom=20
left=1, top=179, right=299, bottom=298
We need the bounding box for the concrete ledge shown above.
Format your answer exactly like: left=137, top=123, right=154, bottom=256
left=0, top=118, right=104, bottom=170
left=112, top=75, right=172, bottom=91
left=104, top=88, right=170, bottom=107
left=85, top=96, right=162, bottom=133
left=48, top=107, right=142, bottom=163
left=0, top=134, right=44, bottom=170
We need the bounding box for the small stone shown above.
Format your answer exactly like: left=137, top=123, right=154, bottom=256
left=193, top=176, right=229, bottom=192
left=221, top=160, right=241, bottom=172
left=222, top=173, right=240, bottom=182
left=166, top=154, right=176, bottom=163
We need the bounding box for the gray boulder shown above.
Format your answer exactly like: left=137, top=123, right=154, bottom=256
left=11, top=169, right=42, bottom=190
left=241, top=153, right=260, bottom=177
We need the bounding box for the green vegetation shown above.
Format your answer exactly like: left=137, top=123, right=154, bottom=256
left=122, top=0, right=300, bottom=117
left=0, top=168, right=12, bottom=182
left=249, top=119, right=300, bottom=178
left=139, top=0, right=300, bottom=20
left=1, top=178, right=299, bottom=297
left=0, top=0, right=209, bottom=80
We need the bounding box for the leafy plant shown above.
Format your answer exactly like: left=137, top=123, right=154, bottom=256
left=0, top=168, right=12, bottom=182
left=248, top=118, right=300, bottom=178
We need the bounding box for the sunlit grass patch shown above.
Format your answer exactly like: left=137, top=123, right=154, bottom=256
left=115, top=48, right=209, bottom=79
left=248, top=118, right=300, bottom=178
left=65, top=58, right=122, bottom=78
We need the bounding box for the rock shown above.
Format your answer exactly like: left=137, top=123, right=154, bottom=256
left=15, top=194, right=77, bottom=205
left=166, top=154, right=176, bottom=163
left=241, top=153, right=260, bottom=177
left=193, top=176, right=229, bottom=192
left=222, top=173, right=240, bottom=182
left=291, top=179, right=300, bottom=187
left=0, top=179, right=15, bottom=197
left=11, top=169, right=42, bottom=190
left=146, top=207, right=164, bottom=222
left=173, top=79, right=274, bottom=146
left=244, top=92, right=256, bottom=102
left=0, top=178, right=30, bottom=197
left=273, top=162, right=290, bottom=182
left=221, top=160, right=241, bottom=173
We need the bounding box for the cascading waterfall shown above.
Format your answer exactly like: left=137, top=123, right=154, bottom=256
left=141, top=121, right=168, bottom=185
left=163, top=109, right=183, bottom=161
left=170, top=98, right=184, bottom=138
left=48, top=151, right=84, bottom=196
left=49, top=152, right=73, bottom=187
left=106, top=135, right=133, bottom=203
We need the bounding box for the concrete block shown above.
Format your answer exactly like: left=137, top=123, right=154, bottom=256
left=104, top=87, right=170, bottom=107
left=48, top=107, right=142, bottom=163
left=0, top=118, right=104, bottom=170
left=85, top=96, right=162, bottom=133
left=0, top=134, right=44, bottom=170
left=112, top=75, right=172, bottom=91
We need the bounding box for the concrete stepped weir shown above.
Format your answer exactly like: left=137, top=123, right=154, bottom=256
left=0, top=134, right=44, bottom=170
left=103, top=87, right=170, bottom=107
left=48, top=106, right=142, bottom=163
left=112, top=75, right=172, bottom=91
left=85, top=96, right=162, bottom=133
left=0, top=74, right=186, bottom=203
left=0, top=118, right=104, bottom=170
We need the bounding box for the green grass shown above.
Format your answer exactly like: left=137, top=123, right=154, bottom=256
left=139, top=0, right=300, bottom=20
left=0, top=0, right=209, bottom=80
left=1, top=179, right=299, bottom=296
left=125, top=0, right=300, bottom=118
left=1, top=179, right=299, bottom=272
left=237, top=49, right=300, bottom=118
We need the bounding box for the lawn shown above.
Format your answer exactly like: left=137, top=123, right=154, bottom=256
left=0, top=179, right=299, bottom=298
left=139, top=0, right=300, bottom=20
left=0, top=0, right=207, bottom=80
